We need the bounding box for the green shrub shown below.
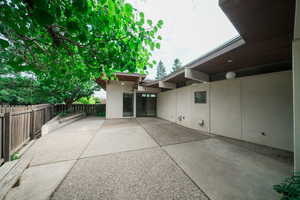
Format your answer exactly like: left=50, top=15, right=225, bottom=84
left=96, top=112, right=105, bottom=117
left=274, top=172, right=300, bottom=200
left=11, top=153, right=20, bottom=161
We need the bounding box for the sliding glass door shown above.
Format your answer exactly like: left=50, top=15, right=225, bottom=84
left=123, top=93, right=134, bottom=117
left=136, top=93, right=157, bottom=117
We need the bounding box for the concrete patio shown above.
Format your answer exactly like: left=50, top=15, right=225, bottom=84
left=5, top=117, right=293, bottom=200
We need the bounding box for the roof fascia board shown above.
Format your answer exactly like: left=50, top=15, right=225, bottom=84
left=116, top=72, right=146, bottom=78
left=141, top=80, right=159, bottom=87
left=161, top=68, right=185, bottom=82
left=186, top=36, right=245, bottom=69
left=137, top=86, right=161, bottom=93
left=158, top=81, right=176, bottom=89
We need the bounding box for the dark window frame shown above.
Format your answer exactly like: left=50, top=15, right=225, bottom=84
left=194, top=91, right=207, bottom=104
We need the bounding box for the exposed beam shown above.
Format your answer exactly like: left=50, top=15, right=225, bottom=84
left=184, top=68, right=210, bottom=82
left=158, top=81, right=176, bottom=89
left=137, top=86, right=161, bottom=93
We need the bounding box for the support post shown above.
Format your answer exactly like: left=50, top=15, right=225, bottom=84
left=30, top=110, right=35, bottom=140
left=3, top=112, right=11, bottom=162
left=293, top=0, right=300, bottom=172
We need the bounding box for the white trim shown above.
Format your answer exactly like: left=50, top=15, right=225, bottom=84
left=159, top=81, right=176, bottom=89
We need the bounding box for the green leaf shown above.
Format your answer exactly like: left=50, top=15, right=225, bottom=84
left=157, top=35, right=162, bottom=40
left=0, top=39, right=9, bottom=48
left=35, top=0, right=49, bottom=10
left=67, top=21, right=79, bottom=32
left=124, top=3, right=133, bottom=14
left=147, top=19, right=153, bottom=26
left=139, top=12, right=144, bottom=18
left=33, top=9, right=55, bottom=26
left=65, top=8, right=72, bottom=18
left=73, top=0, right=88, bottom=12
left=156, top=43, right=160, bottom=49
left=78, top=33, right=87, bottom=42
left=157, top=19, right=164, bottom=28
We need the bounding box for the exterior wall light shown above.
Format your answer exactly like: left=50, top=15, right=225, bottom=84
left=225, top=71, right=236, bottom=80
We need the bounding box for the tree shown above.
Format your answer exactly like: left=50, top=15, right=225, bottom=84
left=0, top=65, right=36, bottom=105
left=172, top=58, right=182, bottom=72
left=0, top=0, right=163, bottom=76
left=0, top=0, right=163, bottom=105
left=33, top=69, right=101, bottom=105
left=156, top=61, right=166, bottom=80
left=0, top=64, right=100, bottom=105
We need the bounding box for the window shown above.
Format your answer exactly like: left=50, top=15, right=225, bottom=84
left=194, top=91, right=207, bottom=104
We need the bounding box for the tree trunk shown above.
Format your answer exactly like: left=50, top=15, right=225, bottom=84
left=64, top=99, right=74, bottom=111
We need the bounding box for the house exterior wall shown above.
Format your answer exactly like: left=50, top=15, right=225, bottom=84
left=293, top=0, right=300, bottom=171
left=106, top=81, right=135, bottom=119
left=157, top=90, right=177, bottom=122
left=157, top=71, right=293, bottom=151
left=294, top=40, right=300, bottom=169
left=189, top=83, right=210, bottom=132
left=241, top=71, right=293, bottom=151
left=210, top=79, right=242, bottom=139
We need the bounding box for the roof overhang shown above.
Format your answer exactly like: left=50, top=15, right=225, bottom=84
left=153, top=0, right=295, bottom=87
left=190, top=0, right=295, bottom=75
left=96, top=73, right=146, bottom=90
left=98, top=0, right=295, bottom=91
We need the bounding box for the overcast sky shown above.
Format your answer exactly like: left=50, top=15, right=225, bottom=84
left=95, top=0, right=239, bottom=98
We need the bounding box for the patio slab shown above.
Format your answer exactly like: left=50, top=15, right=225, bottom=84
left=5, top=160, right=75, bottom=200
left=136, top=117, right=172, bottom=125
left=30, top=117, right=104, bottom=166
left=164, top=138, right=293, bottom=200
left=51, top=148, right=209, bottom=200
left=81, top=120, right=158, bottom=158
left=138, top=118, right=211, bottom=146
left=101, top=118, right=140, bottom=129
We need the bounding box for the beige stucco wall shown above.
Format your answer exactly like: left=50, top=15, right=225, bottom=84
left=189, top=83, right=210, bottom=132
left=106, top=81, right=135, bottom=119
left=293, top=0, right=300, bottom=170
left=241, top=71, right=293, bottom=151
left=210, top=79, right=242, bottom=139
left=176, top=86, right=192, bottom=127
left=157, top=71, right=293, bottom=151
left=157, top=90, right=177, bottom=122
left=157, top=83, right=210, bottom=132
left=294, top=40, right=300, bottom=169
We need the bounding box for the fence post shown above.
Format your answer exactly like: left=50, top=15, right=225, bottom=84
left=43, top=107, right=46, bottom=124
left=3, top=112, right=11, bottom=162
left=30, top=109, right=35, bottom=140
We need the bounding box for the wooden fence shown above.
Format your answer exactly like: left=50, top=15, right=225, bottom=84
left=54, top=104, right=106, bottom=115
left=0, top=104, right=105, bottom=165
left=0, top=105, right=54, bottom=165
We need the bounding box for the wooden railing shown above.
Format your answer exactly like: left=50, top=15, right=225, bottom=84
left=0, top=105, right=54, bottom=164
left=54, top=104, right=106, bottom=115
